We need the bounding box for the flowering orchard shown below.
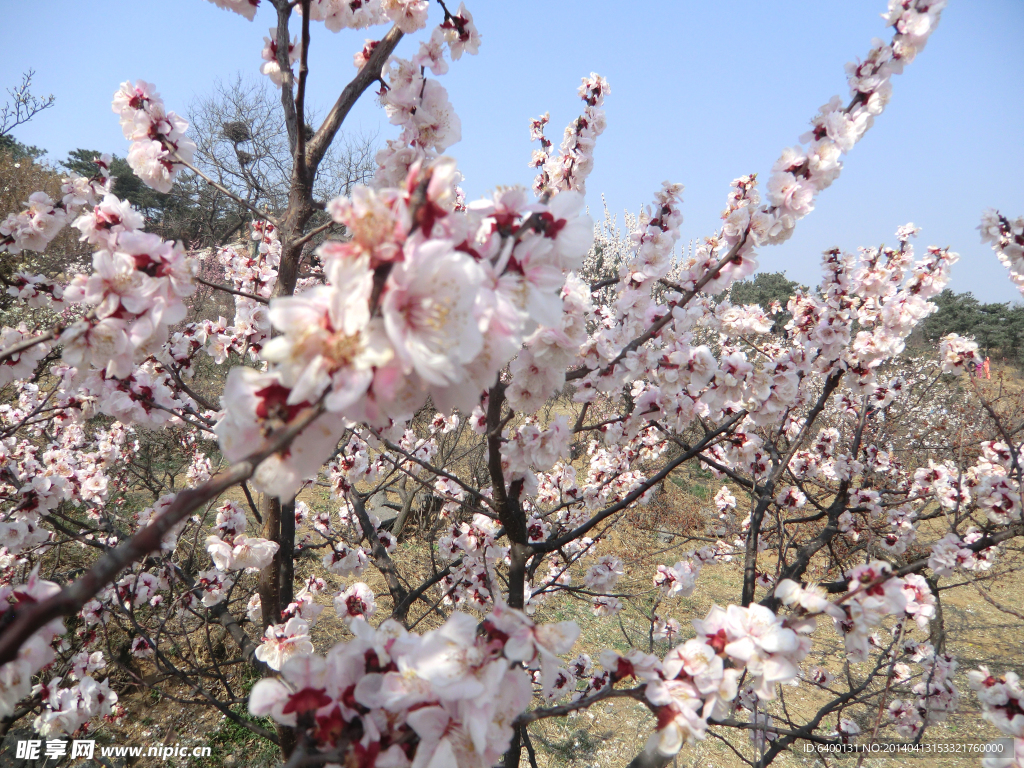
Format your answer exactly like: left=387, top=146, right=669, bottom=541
left=1, top=1, right=1023, bottom=767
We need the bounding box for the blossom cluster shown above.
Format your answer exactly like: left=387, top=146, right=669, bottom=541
left=369, top=5, right=479, bottom=186
left=966, top=667, right=1024, bottom=768
left=204, top=0, right=258, bottom=22
left=754, top=0, right=948, bottom=247
left=579, top=599, right=816, bottom=757
left=938, top=332, right=979, bottom=375
left=530, top=73, right=609, bottom=198
left=980, top=211, right=1024, bottom=298
left=914, top=440, right=1022, bottom=527
left=32, top=660, right=119, bottom=738
left=437, top=512, right=507, bottom=611
left=259, top=26, right=298, bottom=87
left=0, top=418, right=129, bottom=563
left=111, top=80, right=196, bottom=193
left=60, top=206, right=196, bottom=379
left=566, top=0, right=948, bottom=416
left=1, top=157, right=111, bottom=255
left=968, top=667, right=1024, bottom=741
left=0, top=324, right=52, bottom=386
left=500, top=416, right=572, bottom=480
left=248, top=605, right=568, bottom=766
left=215, top=156, right=594, bottom=499
left=1, top=572, right=121, bottom=736
left=885, top=640, right=961, bottom=739
left=199, top=221, right=280, bottom=362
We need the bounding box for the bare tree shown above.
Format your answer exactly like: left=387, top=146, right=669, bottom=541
left=0, top=70, right=55, bottom=139
left=189, top=75, right=293, bottom=216
left=185, top=74, right=376, bottom=245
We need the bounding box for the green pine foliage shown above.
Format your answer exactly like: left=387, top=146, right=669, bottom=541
left=917, top=288, right=1024, bottom=366
left=727, top=271, right=807, bottom=332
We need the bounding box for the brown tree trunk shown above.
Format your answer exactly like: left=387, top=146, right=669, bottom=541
left=625, top=749, right=672, bottom=768
left=503, top=726, right=522, bottom=768
left=258, top=494, right=283, bottom=629
left=279, top=499, right=295, bottom=610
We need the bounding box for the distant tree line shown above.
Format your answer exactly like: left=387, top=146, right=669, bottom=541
left=728, top=272, right=1024, bottom=368
left=727, top=271, right=807, bottom=333
left=916, top=288, right=1024, bottom=366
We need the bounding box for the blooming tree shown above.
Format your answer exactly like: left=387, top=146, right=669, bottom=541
left=1, top=1, right=1022, bottom=767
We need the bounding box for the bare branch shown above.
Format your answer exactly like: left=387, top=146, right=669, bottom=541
left=0, top=403, right=325, bottom=667
left=305, top=25, right=404, bottom=173
left=0, top=70, right=55, bottom=137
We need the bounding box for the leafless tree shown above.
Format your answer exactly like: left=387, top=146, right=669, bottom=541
left=0, top=70, right=55, bottom=138
left=184, top=75, right=376, bottom=246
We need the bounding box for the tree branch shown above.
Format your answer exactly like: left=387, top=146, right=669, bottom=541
left=305, top=25, right=404, bottom=173
left=0, top=404, right=324, bottom=667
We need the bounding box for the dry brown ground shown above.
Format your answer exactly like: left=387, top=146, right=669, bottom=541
left=80, top=474, right=1021, bottom=768
left=18, top=372, right=1023, bottom=768
left=519, top=475, right=1024, bottom=768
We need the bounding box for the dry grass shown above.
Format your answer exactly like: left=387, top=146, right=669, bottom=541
left=55, top=370, right=1024, bottom=768
left=521, top=504, right=1024, bottom=768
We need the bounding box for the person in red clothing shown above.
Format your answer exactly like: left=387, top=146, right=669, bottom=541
left=984, top=356, right=991, bottom=379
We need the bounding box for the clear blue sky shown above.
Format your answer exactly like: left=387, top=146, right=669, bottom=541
left=4, top=1, right=1023, bottom=302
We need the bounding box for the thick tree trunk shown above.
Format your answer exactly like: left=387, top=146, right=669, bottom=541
left=927, top=576, right=946, bottom=653
left=391, top=478, right=415, bottom=539
left=258, top=494, right=283, bottom=629
left=625, top=748, right=671, bottom=768
left=503, top=727, right=522, bottom=768
left=741, top=494, right=773, bottom=606
left=507, top=542, right=530, bottom=610
left=256, top=492, right=297, bottom=759
left=279, top=499, right=296, bottom=610
left=486, top=384, right=529, bottom=768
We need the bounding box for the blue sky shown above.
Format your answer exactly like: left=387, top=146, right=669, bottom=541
left=4, top=1, right=1023, bottom=301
